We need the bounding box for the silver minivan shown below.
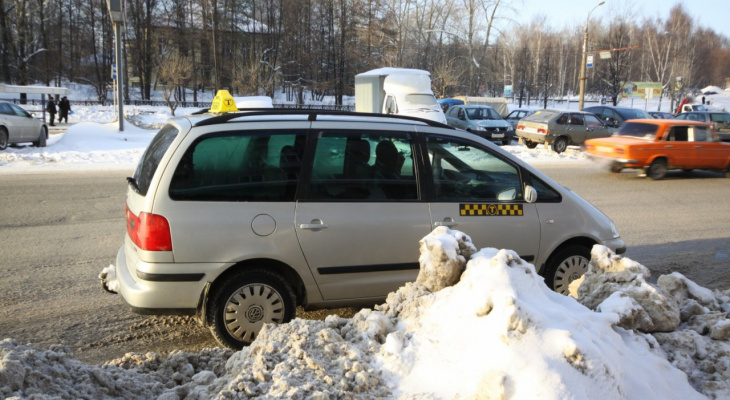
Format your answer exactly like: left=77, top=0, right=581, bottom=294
left=112, top=103, right=625, bottom=349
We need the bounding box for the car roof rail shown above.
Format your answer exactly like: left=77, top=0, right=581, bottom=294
left=192, top=108, right=453, bottom=129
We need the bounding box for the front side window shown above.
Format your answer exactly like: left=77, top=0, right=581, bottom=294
left=427, top=136, right=522, bottom=202
left=9, top=104, right=31, bottom=118
left=307, top=131, right=417, bottom=201
left=169, top=130, right=306, bottom=201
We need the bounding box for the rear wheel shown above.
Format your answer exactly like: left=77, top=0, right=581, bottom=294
left=0, top=128, right=7, bottom=150
left=544, top=245, right=591, bottom=295
left=524, top=140, right=538, bottom=149
left=207, top=268, right=296, bottom=349
left=551, top=137, right=568, bottom=153
left=647, top=158, right=667, bottom=180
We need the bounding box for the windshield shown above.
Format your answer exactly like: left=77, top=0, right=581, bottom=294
left=405, top=94, right=438, bottom=107
left=466, top=107, right=501, bottom=120
left=619, top=108, right=653, bottom=120
left=616, top=122, right=658, bottom=139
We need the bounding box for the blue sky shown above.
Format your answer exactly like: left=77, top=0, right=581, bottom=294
left=515, top=0, right=729, bottom=39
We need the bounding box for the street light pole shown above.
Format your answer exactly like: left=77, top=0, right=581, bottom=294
left=578, top=1, right=605, bottom=110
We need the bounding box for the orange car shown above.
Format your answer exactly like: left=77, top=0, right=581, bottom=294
left=585, top=119, right=730, bottom=180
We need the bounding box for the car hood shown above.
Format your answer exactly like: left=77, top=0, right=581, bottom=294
left=472, top=120, right=511, bottom=128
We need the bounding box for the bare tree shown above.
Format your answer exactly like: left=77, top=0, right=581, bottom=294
left=157, top=50, right=192, bottom=115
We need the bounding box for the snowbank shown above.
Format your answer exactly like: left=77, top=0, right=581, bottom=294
left=5, top=227, right=730, bottom=399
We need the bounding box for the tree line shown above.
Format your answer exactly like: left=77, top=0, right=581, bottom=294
left=1, top=0, right=728, bottom=111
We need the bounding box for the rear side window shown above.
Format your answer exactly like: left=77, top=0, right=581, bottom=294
left=307, top=131, right=417, bottom=201
left=169, top=130, right=306, bottom=202
left=133, top=124, right=180, bottom=195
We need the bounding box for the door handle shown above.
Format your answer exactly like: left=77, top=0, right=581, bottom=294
left=299, top=219, right=328, bottom=230
left=665, top=145, right=673, bottom=148
left=695, top=145, right=702, bottom=149
left=434, top=218, right=457, bottom=227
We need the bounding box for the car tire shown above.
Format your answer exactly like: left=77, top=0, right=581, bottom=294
left=0, top=127, right=8, bottom=150
left=524, top=140, right=538, bottom=149
left=33, top=127, right=47, bottom=147
left=647, top=158, right=667, bottom=180
left=207, top=268, right=296, bottom=349
left=544, top=245, right=591, bottom=295
left=551, top=137, right=568, bottom=153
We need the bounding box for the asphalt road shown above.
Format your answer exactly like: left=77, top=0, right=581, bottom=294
left=0, top=164, right=728, bottom=363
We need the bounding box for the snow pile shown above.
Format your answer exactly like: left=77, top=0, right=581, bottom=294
left=573, top=246, right=730, bottom=398
left=4, top=227, right=729, bottom=399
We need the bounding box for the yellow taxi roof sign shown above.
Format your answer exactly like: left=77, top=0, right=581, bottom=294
left=209, top=90, right=238, bottom=113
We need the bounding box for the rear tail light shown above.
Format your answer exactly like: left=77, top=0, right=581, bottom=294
left=615, top=148, right=625, bottom=155
left=537, top=128, right=548, bottom=134
left=516, top=124, right=524, bottom=130
left=126, top=206, right=172, bottom=251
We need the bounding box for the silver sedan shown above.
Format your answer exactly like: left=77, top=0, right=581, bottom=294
left=0, top=100, right=48, bottom=150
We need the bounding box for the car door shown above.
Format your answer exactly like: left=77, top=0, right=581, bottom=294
left=664, top=125, right=696, bottom=168
left=566, top=113, right=587, bottom=143
left=295, top=124, right=431, bottom=301
left=0, top=103, right=24, bottom=142
left=690, top=125, right=725, bottom=169
left=9, top=103, right=36, bottom=141
left=584, top=113, right=614, bottom=140
left=424, top=133, right=541, bottom=263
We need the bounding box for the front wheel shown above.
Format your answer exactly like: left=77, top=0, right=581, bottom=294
left=544, top=245, right=591, bottom=295
left=0, top=128, right=8, bottom=150
left=33, top=127, right=47, bottom=147
left=551, top=137, right=568, bottom=153
left=501, top=138, right=511, bottom=146
left=207, top=268, right=296, bottom=349
left=647, top=158, right=667, bottom=180
left=524, top=140, right=538, bottom=149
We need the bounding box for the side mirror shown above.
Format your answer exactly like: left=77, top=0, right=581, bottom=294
left=524, top=184, right=538, bottom=203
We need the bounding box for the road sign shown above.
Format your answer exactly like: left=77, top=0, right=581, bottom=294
left=111, top=64, right=117, bottom=80
left=587, top=54, right=594, bottom=68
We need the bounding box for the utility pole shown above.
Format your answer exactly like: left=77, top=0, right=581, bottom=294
left=578, top=1, right=605, bottom=110
left=107, top=0, right=126, bottom=131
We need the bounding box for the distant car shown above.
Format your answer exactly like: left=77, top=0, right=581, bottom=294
left=582, top=106, right=653, bottom=128
left=648, top=111, right=675, bottom=119
left=674, top=111, right=730, bottom=141
left=505, top=109, right=535, bottom=130
left=444, top=104, right=514, bottom=145
left=437, top=98, right=464, bottom=113
left=0, top=100, right=48, bottom=150
left=516, top=109, right=615, bottom=153
left=585, top=119, right=730, bottom=180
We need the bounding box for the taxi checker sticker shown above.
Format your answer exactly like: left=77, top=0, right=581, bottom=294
left=460, top=203, right=523, bottom=216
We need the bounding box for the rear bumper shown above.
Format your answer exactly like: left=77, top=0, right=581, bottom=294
left=517, top=131, right=550, bottom=144
left=586, top=153, right=640, bottom=167
left=115, top=245, right=224, bottom=315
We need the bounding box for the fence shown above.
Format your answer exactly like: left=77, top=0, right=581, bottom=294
left=9, top=98, right=355, bottom=111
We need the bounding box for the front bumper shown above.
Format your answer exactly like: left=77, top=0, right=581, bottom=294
left=602, top=237, right=627, bottom=255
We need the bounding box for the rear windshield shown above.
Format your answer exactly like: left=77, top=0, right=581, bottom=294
left=523, top=110, right=560, bottom=123
left=616, top=122, right=658, bottom=139
left=132, top=124, right=180, bottom=195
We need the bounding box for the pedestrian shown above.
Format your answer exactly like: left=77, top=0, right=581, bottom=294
left=58, top=96, right=71, bottom=123
left=46, top=95, right=57, bottom=126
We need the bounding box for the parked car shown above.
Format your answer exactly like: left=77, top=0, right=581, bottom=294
left=648, top=111, right=675, bottom=119
left=444, top=104, right=514, bottom=145
left=0, top=100, right=48, bottom=150
left=515, top=109, right=615, bottom=153
left=505, top=109, right=535, bottom=130
left=437, top=98, right=464, bottom=113
left=582, top=105, right=653, bottom=128
left=110, top=91, right=625, bottom=349
left=585, top=119, right=730, bottom=179
left=674, top=111, right=730, bottom=141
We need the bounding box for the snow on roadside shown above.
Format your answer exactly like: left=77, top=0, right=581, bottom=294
left=4, top=227, right=728, bottom=399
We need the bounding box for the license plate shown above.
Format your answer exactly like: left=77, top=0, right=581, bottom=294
left=597, top=146, right=614, bottom=153
left=492, top=134, right=504, bottom=138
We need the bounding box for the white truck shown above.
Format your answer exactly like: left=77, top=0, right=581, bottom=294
left=355, top=68, right=446, bottom=124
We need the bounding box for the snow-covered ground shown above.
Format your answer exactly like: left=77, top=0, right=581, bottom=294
left=2, top=87, right=730, bottom=399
